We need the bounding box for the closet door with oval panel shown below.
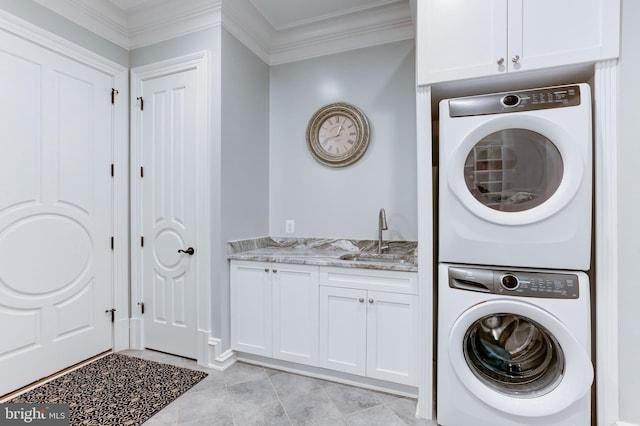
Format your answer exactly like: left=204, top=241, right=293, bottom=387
left=139, top=67, right=198, bottom=359
left=0, top=30, right=113, bottom=395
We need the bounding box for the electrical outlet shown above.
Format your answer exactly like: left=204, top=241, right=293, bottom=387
left=285, top=219, right=295, bottom=234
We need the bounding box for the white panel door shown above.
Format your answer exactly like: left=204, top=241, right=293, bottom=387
left=140, top=68, right=199, bottom=359
left=0, top=31, right=113, bottom=395
left=319, top=286, right=367, bottom=376
left=272, top=264, right=319, bottom=366
left=366, top=291, right=418, bottom=386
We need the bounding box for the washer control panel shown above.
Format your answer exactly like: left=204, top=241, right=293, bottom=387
left=448, top=266, right=579, bottom=299
left=448, top=84, right=582, bottom=117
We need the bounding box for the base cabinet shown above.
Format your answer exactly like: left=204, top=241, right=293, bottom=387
left=366, top=291, right=419, bottom=385
left=319, top=268, right=419, bottom=386
left=231, top=261, right=418, bottom=386
left=230, top=261, right=319, bottom=366
left=319, top=286, right=368, bottom=376
left=230, top=261, right=272, bottom=357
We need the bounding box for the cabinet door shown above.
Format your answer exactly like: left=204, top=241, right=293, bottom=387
left=509, top=0, right=620, bottom=73
left=230, top=261, right=272, bottom=356
left=417, top=0, right=507, bottom=85
left=319, top=286, right=367, bottom=376
left=272, top=264, right=319, bottom=366
left=366, top=291, right=418, bottom=386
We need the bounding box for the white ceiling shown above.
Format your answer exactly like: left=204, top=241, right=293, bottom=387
left=34, top=0, right=415, bottom=64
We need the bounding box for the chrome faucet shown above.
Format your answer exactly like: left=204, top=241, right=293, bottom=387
left=378, top=208, right=388, bottom=254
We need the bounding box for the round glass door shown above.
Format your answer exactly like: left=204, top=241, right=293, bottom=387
left=463, top=313, right=565, bottom=398
left=464, top=129, right=563, bottom=212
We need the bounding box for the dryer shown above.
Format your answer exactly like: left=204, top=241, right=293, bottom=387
left=438, top=84, right=592, bottom=270
left=437, top=263, right=593, bottom=426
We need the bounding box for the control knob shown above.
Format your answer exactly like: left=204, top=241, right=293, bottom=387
left=501, top=274, right=519, bottom=290
left=502, top=94, right=520, bottom=107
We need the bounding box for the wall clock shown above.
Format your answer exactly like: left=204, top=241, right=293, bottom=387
left=306, top=102, right=370, bottom=167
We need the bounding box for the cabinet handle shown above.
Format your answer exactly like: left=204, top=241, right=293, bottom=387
left=264, top=268, right=269, bottom=272
left=272, top=269, right=277, bottom=273
left=358, top=298, right=364, bottom=303
left=512, top=55, right=520, bottom=63
left=496, top=57, right=504, bottom=65
left=369, top=299, right=374, bottom=304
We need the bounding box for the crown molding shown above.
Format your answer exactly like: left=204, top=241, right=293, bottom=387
left=33, top=0, right=130, bottom=47
left=221, top=0, right=272, bottom=64
left=268, top=1, right=414, bottom=65
left=128, top=1, right=222, bottom=49
left=33, top=0, right=222, bottom=50
left=32, top=0, right=413, bottom=63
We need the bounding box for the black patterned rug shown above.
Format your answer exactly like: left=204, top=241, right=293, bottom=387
left=6, top=353, right=208, bottom=425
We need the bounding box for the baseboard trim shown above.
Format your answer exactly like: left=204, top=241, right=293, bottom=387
left=112, top=318, right=129, bottom=352
left=203, top=337, right=237, bottom=371
left=617, top=422, right=640, bottom=426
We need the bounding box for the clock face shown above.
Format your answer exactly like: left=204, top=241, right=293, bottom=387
left=306, top=102, right=370, bottom=167
left=318, top=114, right=358, bottom=157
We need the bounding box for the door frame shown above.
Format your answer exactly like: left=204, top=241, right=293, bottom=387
left=0, top=9, right=129, bottom=352
left=130, top=52, right=212, bottom=365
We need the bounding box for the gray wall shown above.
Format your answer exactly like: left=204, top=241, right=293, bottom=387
left=0, top=0, right=128, bottom=66
left=617, top=0, right=640, bottom=423
left=219, top=28, right=270, bottom=348
left=129, top=28, right=219, bottom=68
left=269, top=40, right=417, bottom=241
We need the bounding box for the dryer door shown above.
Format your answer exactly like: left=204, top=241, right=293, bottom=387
left=448, top=299, right=593, bottom=417
left=447, top=114, right=587, bottom=225
left=463, top=129, right=563, bottom=212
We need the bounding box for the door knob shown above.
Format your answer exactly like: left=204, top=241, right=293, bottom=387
left=178, top=247, right=195, bottom=255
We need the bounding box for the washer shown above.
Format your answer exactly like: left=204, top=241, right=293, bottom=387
left=438, top=84, right=592, bottom=270
left=437, top=263, right=593, bottom=426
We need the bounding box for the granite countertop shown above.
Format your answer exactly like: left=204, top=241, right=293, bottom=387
left=227, top=237, right=418, bottom=272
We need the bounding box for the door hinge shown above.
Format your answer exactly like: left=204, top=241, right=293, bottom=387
left=111, top=163, right=114, bottom=177
left=111, top=88, right=119, bottom=104
left=111, top=236, right=114, bottom=250
left=141, top=236, right=144, bottom=247
left=137, top=96, right=144, bottom=111
left=140, top=166, right=144, bottom=178
left=137, top=302, right=145, bottom=314
left=105, top=308, right=116, bottom=322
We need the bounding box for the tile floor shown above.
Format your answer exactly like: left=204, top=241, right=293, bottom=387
left=121, top=349, right=434, bottom=426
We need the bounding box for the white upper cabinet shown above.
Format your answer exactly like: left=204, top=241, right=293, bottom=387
left=417, top=0, right=621, bottom=85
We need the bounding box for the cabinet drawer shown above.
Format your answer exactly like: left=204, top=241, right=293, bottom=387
left=320, top=267, right=418, bottom=295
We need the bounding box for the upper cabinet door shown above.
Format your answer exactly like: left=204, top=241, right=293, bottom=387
left=417, top=0, right=508, bottom=85
left=508, top=0, right=620, bottom=73
left=417, top=0, right=621, bottom=85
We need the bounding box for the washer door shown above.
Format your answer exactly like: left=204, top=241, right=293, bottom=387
left=448, top=300, right=593, bottom=417
left=447, top=114, right=586, bottom=225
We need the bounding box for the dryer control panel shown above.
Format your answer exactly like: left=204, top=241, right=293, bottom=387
left=448, top=266, right=579, bottom=299
left=448, top=84, right=582, bottom=117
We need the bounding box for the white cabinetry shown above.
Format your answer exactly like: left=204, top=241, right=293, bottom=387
left=417, top=0, right=620, bottom=85
left=319, top=268, right=419, bottom=386
left=230, top=261, right=319, bottom=366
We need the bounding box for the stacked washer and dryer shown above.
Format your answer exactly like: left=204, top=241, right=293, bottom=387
left=437, top=84, right=594, bottom=426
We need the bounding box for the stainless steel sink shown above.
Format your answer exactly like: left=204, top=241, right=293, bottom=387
left=339, top=253, right=416, bottom=265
